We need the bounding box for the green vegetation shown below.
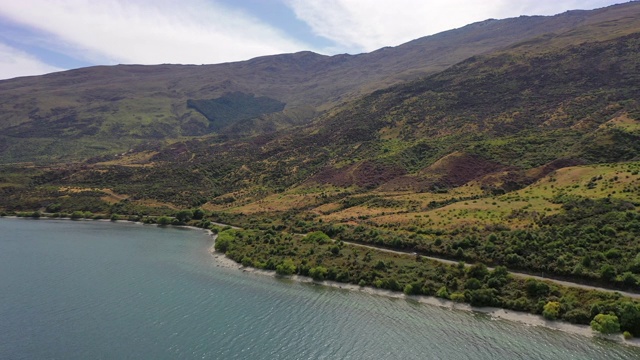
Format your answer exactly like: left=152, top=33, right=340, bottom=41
left=187, top=92, right=286, bottom=130
left=591, top=314, right=621, bottom=334
left=1, top=2, right=640, bottom=338
left=211, top=227, right=640, bottom=335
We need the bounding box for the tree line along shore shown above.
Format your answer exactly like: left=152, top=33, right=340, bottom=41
left=4, top=208, right=639, bottom=340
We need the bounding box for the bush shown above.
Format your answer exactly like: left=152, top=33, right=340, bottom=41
left=467, top=288, right=497, bottom=306
left=624, top=331, right=633, bottom=340
left=467, top=263, right=489, bottom=280
left=590, top=313, right=621, bottom=334
left=192, top=208, right=206, bottom=220
left=464, top=278, right=483, bottom=290
left=543, top=301, right=561, bottom=320
left=436, top=286, right=450, bottom=299
left=600, top=264, right=617, bottom=281
left=525, top=279, right=550, bottom=298
left=241, top=257, right=253, bottom=267
left=214, top=230, right=235, bottom=253
left=617, top=301, right=640, bottom=335
left=309, top=266, right=328, bottom=281
left=157, top=216, right=172, bottom=226
left=275, top=259, right=296, bottom=276
left=306, top=231, right=330, bottom=244
left=175, top=209, right=193, bottom=223
left=450, top=293, right=466, bottom=303
left=562, top=309, right=591, bottom=324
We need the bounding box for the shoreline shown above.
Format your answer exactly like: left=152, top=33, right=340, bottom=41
left=209, top=243, right=640, bottom=349
left=3, top=216, right=639, bottom=348
left=1, top=215, right=216, bottom=235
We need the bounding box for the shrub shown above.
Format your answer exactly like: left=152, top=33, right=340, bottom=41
left=467, top=263, right=489, bottom=280
left=562, top=309, right=591, bottom=324
left=241, top=257, right=253, bottom=267
left=436, top=286, right=450, bottom=299
left=175, top=209, right=193, bottom=223
left=275, top=259, right=296, bottom=276
left=590, top=314, right=621, bottom=334
left=600, top=264, right=617, bottom=281
left=309, top=266, right=328, bottom=281
left=450, top=293, right=466, bottom=303
left=214, top=230, right=235, bottom=253
left=543, top=301, right=561, bottom=320
left=192, top=208, right=206, bottom=220
left=157, top=216, right=172, bottom=226
left=306, top=231, right=330, bottom=244
left=464, top=278, right=482, bottom=290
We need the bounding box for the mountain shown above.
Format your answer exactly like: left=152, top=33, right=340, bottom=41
left=3, top=3, right=640, bottom=330
left=2, top=2, right=636, bottom=210
left=2, top=2, right=640, bottom=298
left=2, top=1, right=640, bottom=163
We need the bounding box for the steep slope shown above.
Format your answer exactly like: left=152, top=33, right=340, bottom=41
left=2, top=1, right=640, bottom=163
left=7, top=25, right=637, bottom=210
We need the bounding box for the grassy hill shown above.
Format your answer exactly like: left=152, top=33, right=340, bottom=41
left=2, top=2, right=640, bottom=163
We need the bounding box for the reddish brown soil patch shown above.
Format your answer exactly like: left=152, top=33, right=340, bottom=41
left=381, top=152, right=505, bottom=191
left=309, top=160, right=406, bottom=189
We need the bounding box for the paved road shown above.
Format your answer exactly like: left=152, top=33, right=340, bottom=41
left=340, top=240, right=640, bottom=299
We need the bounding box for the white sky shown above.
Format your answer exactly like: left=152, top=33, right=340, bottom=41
left=0, top=0, right=628, bottom=80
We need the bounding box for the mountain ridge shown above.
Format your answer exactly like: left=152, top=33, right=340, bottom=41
left=2, top=1, right=640, bottom=163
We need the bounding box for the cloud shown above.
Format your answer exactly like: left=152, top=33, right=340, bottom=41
left=285, top=0, right=623, bottom=53
left=0, top=42, right=64, bottom=80
left=0, top=0, right=309, bottom=65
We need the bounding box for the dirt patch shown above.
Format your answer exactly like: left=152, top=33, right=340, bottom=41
left=381, top=152, right=504, bottom=191
left=309, top=160, right=406, bottom=189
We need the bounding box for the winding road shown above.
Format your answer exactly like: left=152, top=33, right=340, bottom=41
left=339, top=240, right=640, bottom=299
left=211, top=221, right=640, bottom=299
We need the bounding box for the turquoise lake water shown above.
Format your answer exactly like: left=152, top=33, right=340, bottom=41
left=1, top=218, right=639, bottom=359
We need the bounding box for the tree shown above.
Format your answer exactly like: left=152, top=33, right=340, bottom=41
left=600, top=264, right=617, bottom=281
left=467, top=288, right=497, bottom=306
left=46, top=203, right=62, bottom=213
left=464, top=278, right=482, bottom=290
left=157, top=216, right=172, bottom=225
left=192, top=208, right=206, bottom=220
left=306, top=231, right=330, bottom=244
left=436, top=286, right=450, bottom=299
left=214, top=230, right=235, bottom=253
left=629, top=254, right=640, bottom=274
left=466, top=263, right=489, bottom=280
left=620, top=272, right=638, bottom=287
left=525, top=279, right=550, bottom=298
left=175, top=209, right=193, bottom=223
left=617, top=302, right=640, bottom=335
left=309, top=266, right=328, bottom=281
left=590, top=314, right=621, bottom=334
left=543, top=301, right=561, bottom=320
left=276, top=259, right=296, bottom=276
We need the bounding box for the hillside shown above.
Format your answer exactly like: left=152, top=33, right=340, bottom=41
left=2, top=2, right=640, bottom=163
left=1, top=13, right=637, bottom=211
left=2, top=3, right=640, bottom=332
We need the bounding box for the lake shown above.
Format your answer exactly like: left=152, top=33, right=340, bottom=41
left=1, top=218, right=638, bottom=359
